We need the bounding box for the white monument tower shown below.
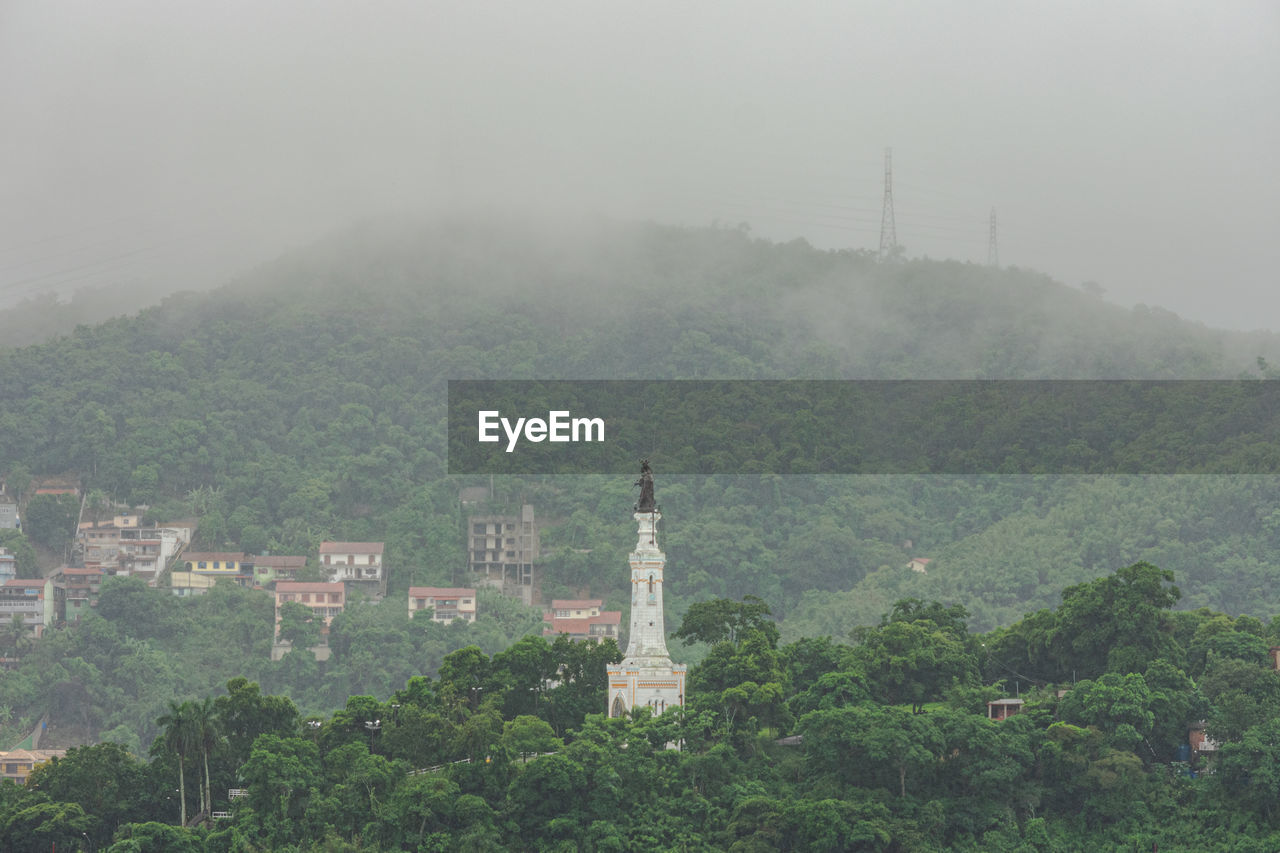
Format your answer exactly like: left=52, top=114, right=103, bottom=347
left=607, top=460, right=687, bottom=717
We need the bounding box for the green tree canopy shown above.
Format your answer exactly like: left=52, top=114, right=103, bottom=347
left=674, top=595, right=778, bottom=648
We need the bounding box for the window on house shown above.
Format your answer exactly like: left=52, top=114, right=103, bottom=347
left=301, top=593, right=310, bottom=603
left=197, top=561, right=206, bottom=569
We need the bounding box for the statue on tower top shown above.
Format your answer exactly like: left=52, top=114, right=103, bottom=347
left=634, top=459, right=656, bottom=513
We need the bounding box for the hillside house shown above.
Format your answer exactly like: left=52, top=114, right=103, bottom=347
left=33, top=477, right=79, bottom=498
left=273, top=581, right=345, bottom=660
left=408, top=587, right=477, bottom=623
left=79, top=517, right=191, bottom=583
left=543, top=599, right=621, bottom=642
left=183, top=551, right=246, bottom=574
left=80, top=523, right=122, bottom=573
left=117, top=526, right=165, bottom=581
left=0, top=494, right=17, bottom=529
left=50, top=567, right=103, bottom=624
left=168, top=572, right=219, bottom=597
left=249, top=554, right=307, bottom=586
left=319, top=541, right=385, bottom=594
left=182, top=552, right=252, bottom=586
left=907, top=557, right=931, bottom=574
left=0, top=549, right=15, bottom=584
left=987, top=698, right=1025, bottom=721
left=0, top=749, right=66, bottom=785
left=1189, top=722, right=1220, bottom=755
left=468, top=505, right=538, bottom=606
left=275, top=582, right=345, bottom=633
left=0, top=578, right=54, bottom=638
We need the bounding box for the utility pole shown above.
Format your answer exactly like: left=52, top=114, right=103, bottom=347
left=988, top=207, right=999, bottom=267
left=878, top=147, right=898, bottom=261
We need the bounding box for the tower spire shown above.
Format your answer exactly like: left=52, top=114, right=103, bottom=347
left=607, top=461, right=687, bottom=718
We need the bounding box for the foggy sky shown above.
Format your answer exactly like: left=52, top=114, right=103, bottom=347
left=2, top=1, right=1277, bottom=331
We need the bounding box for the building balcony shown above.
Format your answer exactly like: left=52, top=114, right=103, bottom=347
left=0, top=600, right=41, bottom=610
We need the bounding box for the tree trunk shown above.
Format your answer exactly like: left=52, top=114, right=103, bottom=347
left=178, top=755, right=187, bottom=825
left=203, top=748, right=212, bottom=816
left=899, top=763, right=906, bottom=798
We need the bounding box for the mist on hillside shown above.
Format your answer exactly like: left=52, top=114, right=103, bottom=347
left=2, top=2, right=1277, bottom=334
left=7, top=211, right=1280, bottom=381
left=156, top=214, right=1280, bottom=380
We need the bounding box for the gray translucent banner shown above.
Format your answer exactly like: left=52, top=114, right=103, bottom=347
left=447, top=380, right=1280, bottom=474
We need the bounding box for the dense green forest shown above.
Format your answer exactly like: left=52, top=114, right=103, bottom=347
left=5, top=218, right=1280, bottom=846
left=9, top=566, right=1280, bottom=850
left=3, top=220, right=1280, bottom=620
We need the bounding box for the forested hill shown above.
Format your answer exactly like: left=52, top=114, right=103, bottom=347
left=3, top=217, right=1280, bottom=635
left=5, top=216, right=1279, bottom=377
left=165, top=217, right=1280, bottom=378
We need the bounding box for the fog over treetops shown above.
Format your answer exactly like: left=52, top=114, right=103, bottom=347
left=6, top=213, right=1276, bottom=379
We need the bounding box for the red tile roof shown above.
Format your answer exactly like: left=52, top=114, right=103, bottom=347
left=550, top=599, right=603, bottom=610
left=2, top=579, right=44, bottom=589
left=319, top=542, right=384, bottom=554
left=408, top=587, right=476, bottom=599
left=544, top=618, right=594, bottom=635
left=252, top=555, right=307, bottom=568
left=276, top=582, right=345, bottom=595
left=544, top=611, right=621, bottom=633
left=543, top=611, right=622, bottom=635
left=0, top=748, right=65, bottom=763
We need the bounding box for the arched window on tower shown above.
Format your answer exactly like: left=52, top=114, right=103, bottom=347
left=611, top=695, right=627, bottom=718
left=648, top=573, right=656, bottom=604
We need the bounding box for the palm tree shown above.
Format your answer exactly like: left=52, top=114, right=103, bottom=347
left=156, top=700, right=197, bottom=825
left=188, top=697, right=221, bottom=818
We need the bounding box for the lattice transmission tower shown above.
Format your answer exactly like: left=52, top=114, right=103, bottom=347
left=878, top=147, right=897, bottom=261
left=988, top=207, right=999, bottom=267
